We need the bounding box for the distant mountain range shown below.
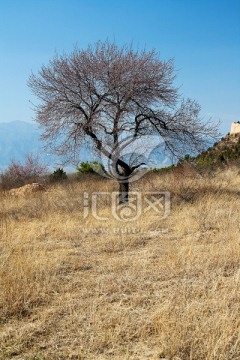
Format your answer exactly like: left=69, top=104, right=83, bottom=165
left=0, top=121, right=89, bottom=171
left=1, top=120, right=217, bottom=173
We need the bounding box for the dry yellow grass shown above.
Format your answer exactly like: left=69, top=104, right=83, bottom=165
left=0, top=168, right=240, bottom=359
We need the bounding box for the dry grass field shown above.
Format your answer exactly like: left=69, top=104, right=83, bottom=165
left=0, top=168, right=240, bottom=359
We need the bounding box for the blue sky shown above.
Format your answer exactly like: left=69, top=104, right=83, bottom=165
left=0, top=0, right=239, bottom=134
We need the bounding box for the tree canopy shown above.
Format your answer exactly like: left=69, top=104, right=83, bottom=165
left=28, top=40, right=219, bottom=201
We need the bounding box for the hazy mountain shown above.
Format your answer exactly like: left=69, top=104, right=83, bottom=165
left=0, top=121, right=89, bottom=171
left=0, top=120, right=215, bottom=173
left=0, top=120, right=186, bottom=173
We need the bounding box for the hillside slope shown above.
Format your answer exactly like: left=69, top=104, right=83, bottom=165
left=195, top=132, right=240, bottom=166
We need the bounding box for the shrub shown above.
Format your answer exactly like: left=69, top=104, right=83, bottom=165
left=76, top=161, right=105, bottom=175
left=77, top=161, right=94, bottom=174
left=49, top=168, right=67, bottom=182
left=152, top=164, right=175, bottom=173
left=177, top=154, right=193, bottom=166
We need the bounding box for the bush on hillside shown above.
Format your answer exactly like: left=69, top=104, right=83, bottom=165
left=76, top=161, right=105, bottom=175
left=49, top=168, right=67, bottom=183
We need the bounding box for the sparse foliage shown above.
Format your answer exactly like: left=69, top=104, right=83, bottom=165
left=28, top=40, right=220, bottom=202
left=0, top=153, right=48, bottom=190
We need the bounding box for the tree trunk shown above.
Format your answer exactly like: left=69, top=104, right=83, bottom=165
left=118, top=180, right=129, bottom=204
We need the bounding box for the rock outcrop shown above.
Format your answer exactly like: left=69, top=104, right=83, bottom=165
left=9, top=183, right=46, bottom=196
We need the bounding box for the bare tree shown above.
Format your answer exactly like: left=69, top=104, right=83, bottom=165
left=0, top=153, right=48, bottom=190
left=28, top=40, right=219, bottom=203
